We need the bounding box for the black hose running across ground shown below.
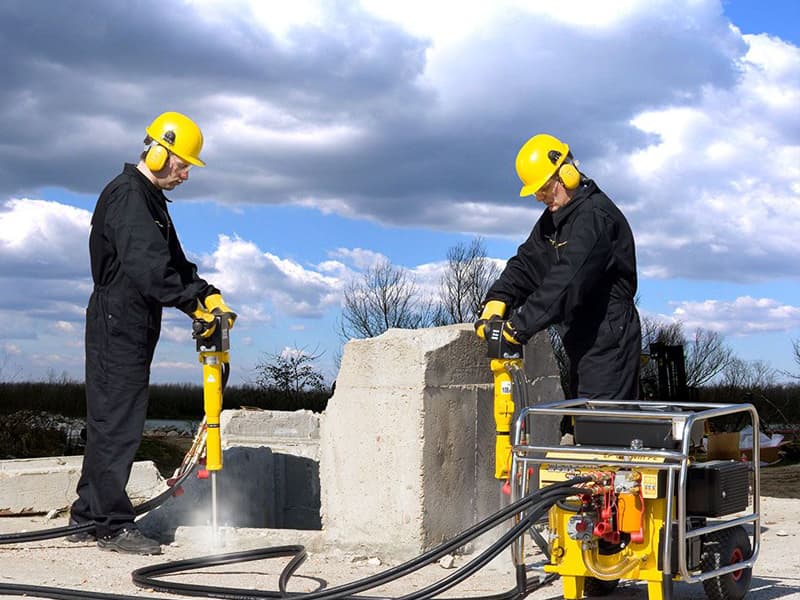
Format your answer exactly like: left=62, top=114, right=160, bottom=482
left=0, top=475, right=586, bottom=600
left=1, top=363, right=576, bottom=600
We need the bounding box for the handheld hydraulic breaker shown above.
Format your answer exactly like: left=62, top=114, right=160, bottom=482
left=192, top=314, right=230, bottom=544
left=483, top=320, right=524, bottom=481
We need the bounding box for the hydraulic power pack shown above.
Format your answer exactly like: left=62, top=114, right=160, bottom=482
left=508, top=399, right=760, bottom=600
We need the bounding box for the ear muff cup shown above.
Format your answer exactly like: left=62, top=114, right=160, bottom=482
left=145, top=145, right=168, bottom=172
left=558, top=163, right=580, bottom=190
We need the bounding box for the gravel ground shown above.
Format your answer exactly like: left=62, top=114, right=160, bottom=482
left=1, top=493, right=799, bottom=600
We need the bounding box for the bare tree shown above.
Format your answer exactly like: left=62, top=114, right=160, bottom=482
left=0, top=350, right=22, bottom=382
left=434, top=237, right=501, bottom=325
left=340, top=259, right=434, bottom=340
left=640, top=315, right=684, bottom=350
left=722, top=357, right=777, bottom=390
left=255, top=346, right=327, bottom=399
left=685, top=328, right=734, bottom=387
left=791, top=338, right=800, bottom=379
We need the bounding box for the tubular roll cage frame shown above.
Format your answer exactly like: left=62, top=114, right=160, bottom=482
left=509, top=399, right=761, bottom=585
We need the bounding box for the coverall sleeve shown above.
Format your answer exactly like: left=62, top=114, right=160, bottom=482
left=484, top=221, right=548, bottom=308
left=105, top=187, right=216, bottom=313
left=171, top=228, right=220, bottom=302
left=511, top=210, right=613, bottom=340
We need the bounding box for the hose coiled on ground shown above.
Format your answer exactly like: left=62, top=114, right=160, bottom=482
left=0, top=478, right=588, bottom=600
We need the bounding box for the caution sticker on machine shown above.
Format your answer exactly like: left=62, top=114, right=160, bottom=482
left=544, top=451, right=665, bottom=463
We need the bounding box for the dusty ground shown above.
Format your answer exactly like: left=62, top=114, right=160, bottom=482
left=756, top=462, right=800, bottom=499
left=1, top=469, right=799, bottom=600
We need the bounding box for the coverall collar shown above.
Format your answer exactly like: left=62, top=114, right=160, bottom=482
left=551, top=179, right=597, bottom=227
left=124, top=163, right=172, bottom=203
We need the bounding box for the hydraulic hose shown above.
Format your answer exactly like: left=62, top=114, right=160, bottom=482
left=508, top=366, right=550, bottom=559
left=130, top=479, right=589, bottom=600
left=1, top=342, right=584, bottom=600
left=581, top=545, right=639, bottom=580
left=0, top=478, right=586, bottom=600
left=396, top=498, right=555, bottom=600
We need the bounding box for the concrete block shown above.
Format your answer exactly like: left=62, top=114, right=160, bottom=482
left=0, top=456, right=164, bottom=515
left=0, top=324, right=564, bottom=559
left=219, top=409, right=322, bottom=530
left=221, top=409, right=320, bottom=459
left=319, top=324, right=564, bottom=559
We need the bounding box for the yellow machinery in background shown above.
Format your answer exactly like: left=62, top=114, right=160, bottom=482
left=505, top=398, right=761, bottom=600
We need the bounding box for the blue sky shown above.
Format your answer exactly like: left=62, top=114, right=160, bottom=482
left=1, top=0, right=798, bottom=386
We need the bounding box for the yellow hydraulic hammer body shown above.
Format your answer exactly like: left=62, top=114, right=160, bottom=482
left=490, top=357, right=523, bottom=480
left=481, top=317, right=524, bottom=481
left=200, top=349, right=228, bottom=472
left=194, top=315, right=230, bottom=472
left=193, top=314, right=230, bottom=543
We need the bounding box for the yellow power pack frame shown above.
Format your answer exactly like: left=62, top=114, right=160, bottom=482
left=508, top=399, right=760, bottom=600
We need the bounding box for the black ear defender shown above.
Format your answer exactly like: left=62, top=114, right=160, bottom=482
left=548, top=149, right=580, bottom=190
left=144, top=130, right=176, bottom=172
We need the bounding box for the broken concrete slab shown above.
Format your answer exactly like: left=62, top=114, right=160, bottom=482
left=0, top=456, right=164, bottom=515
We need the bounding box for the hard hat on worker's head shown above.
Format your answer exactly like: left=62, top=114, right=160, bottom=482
left=515, top=133, right=579, bottom=197
left=144, top=111, right=205, bottom=171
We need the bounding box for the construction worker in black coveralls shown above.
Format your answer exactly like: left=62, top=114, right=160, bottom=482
left=68, top=112, right=237, bottom=555
left=475, top=134, right=641, bottom=440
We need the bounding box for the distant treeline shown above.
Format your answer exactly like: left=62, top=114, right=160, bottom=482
left=0, top=382, right=330, bottom=419
left=697, top=383, right=800, bottom=430
left=1, top=381, right=798, bottom=425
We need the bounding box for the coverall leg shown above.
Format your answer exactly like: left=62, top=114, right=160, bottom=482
left=71, top=288, right=160, bottom=539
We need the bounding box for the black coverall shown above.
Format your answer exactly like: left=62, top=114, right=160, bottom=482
left=71, top=164, right=217, bottom=538
left=485, top=179, right=641, bottom=404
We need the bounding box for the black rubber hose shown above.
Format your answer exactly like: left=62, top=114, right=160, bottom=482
left=0, top=582, right=147, bottom=600
left=555, top=500, right=580, bottom=513
left=222, top=361, right=230, bottom=390
left=130, top=481, right=588, bottom=600
left=180, top=493, right=567, bottom=600
left=0, top=482, right=582, bottom=600
left=395, top=499, right=554, bottom=600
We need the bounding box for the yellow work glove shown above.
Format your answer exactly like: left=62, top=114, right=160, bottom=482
left=190, top=301, right=217, bottom=339
left=474, top=300, right=507, bottom=340
left=203, top=293, right=237, bottom=329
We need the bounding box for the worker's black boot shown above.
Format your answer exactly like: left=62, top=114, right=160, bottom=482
left=97, top=527, right=161, bottom=555
left=65, top=518, right=96, bottom=543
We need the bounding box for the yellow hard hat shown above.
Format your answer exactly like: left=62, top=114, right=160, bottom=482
left=515, top=134, right=570, bottom=197
left=145, top=111, right=205, bottom=167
